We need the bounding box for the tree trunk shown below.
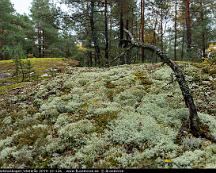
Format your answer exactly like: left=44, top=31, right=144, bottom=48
left=174, top=0, right=178, bottom=61
left=89, top=50, right=93, bottom=67
left=181, top=25, right=185, bottom=60
left=90, top=0, right=101, bottom=66
left=109, top=4, right=113, bottom=61
left=185, top=0, right=192, bottom=58
left=200, top=0, right=206, bottom=58
left=125, top=20, right=131, bottom=64
left=86, top=27, right=93, bottom=67
left=153, top=18, right=158, bottom=45
left=119, top=1, right=125, bottom=64
left=131, top=3, right=134, bottom=36
left=37, top=23, right=42, bottom=58
left=119, top=3, right=124, bottom=48
left=42, top=29, right=45, bottom=57
left=141, top=0, right=145, bottom=62
left=104, top=0, right=109, bottom=65
left=152, top=18, right=158, bottom=62
left=160, top=7, right=164, bottom=52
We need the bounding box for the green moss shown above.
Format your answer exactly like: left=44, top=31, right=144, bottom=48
left=33, top=157, right=51, bottom=168
left=13, top=125, right=49, bottom=147
left=93, top=112, right=119, bottom=134
left=200, top=63, right=216, bottom=75
left=0, top=58, right=70, bottom=96
left=0, top=82, right=27, bottom=95
left=134, top=71, right=153, bottom=86
left=0, top=60, right=14, bottom=73
left=105, top=87, right=126, bottom=102
left=105, top=81, right=116, bottom=89
left=26, top=105, right=38, bottom=115
left=0, top=58, right=64, bottom=74
left=105, top=90, right=114, bottom=101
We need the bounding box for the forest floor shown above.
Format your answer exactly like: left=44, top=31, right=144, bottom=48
left=0, top=60, right=216, bottom=168
left=0, top=58, right=79, bottom=95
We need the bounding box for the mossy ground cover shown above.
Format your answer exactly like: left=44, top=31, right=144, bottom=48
left=0, top=58, right=79, bottom=95
left=0, top=58, right=66, bottom=73
left=0, top=61, right=215, bottom=168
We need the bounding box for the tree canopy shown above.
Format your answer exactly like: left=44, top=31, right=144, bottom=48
left=0, top=0, right=216, bottom=63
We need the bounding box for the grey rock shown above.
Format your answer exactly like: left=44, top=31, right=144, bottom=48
left=0, top=73, right=12, bottom=79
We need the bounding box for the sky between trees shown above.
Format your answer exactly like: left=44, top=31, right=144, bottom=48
left=11, top=0, right=32, bottom=14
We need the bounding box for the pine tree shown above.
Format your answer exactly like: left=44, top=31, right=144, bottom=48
left=30, top=0, right=59, bottom=57
left=0, top=0, right=15, bottom=59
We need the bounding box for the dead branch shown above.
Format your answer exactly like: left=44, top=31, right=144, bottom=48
left=105, top=45, right=134, bottom=67
left=113, top=28, right=216, bottom=142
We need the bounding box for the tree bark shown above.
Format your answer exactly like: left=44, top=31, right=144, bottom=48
left=153, top=18, right=158, bottom=45
left=90, top=0, right=101, bottom=66
left=87, top=28, right=93, bottom=67
left=174, top=0, right=178, bottom=61
left=104, top=0, right=109, bottom=65
left=119, top=2, right=124, bottom=48
left=37, top=23, right=42, bottom=58
left=141, top=0, right=145, bottom=62
left=185, top=0, right=192, bottom=58
left=42, top=29, right=45, bottom=57
left=181, top=25, right=185, bottom=60
left=200, top=0, right=206, bottom=58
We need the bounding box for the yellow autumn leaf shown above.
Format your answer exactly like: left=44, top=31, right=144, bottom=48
left=164, top=159, right=173, bottom=163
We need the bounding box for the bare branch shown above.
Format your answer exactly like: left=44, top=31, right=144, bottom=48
left=111, top=28, right=216, bottom=143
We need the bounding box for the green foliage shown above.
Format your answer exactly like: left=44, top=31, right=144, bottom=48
left=30, top=0, right=62, bottom=57
left=0, top=0, right=15, bottom=59
left=8, top=45, right=35, bottom=82
left=0, top=0, right=34, bottom=60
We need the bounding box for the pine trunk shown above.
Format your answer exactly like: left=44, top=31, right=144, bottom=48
left=141, top=0, right=145, bottom=62
left=104, top=0, right=109, bottom=64
left=200, top=0, right=206, bottom=58
left=174, top=0, right=178, bottom=61
left=185, top=0, right=192, bottom=57
left=90, top=0, right=101, bottom=66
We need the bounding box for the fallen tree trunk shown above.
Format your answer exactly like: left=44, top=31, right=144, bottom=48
left=109, top=29, right=216, bottom=142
